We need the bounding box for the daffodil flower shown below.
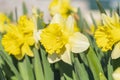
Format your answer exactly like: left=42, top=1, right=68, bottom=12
left=2, top=15, right=35, bottom=60
left=94, top=12, right=120, bottom=59
left=49, top=0, right=77, bottom=18
left=40, top=14, right=89, bottom=64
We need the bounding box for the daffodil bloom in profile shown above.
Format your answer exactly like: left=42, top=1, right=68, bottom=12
left=112, top=67, right=120, bottom=80
left=0, top=13, right=10, bottom=33
left=94, top=12, right=120, bottom=59
left=2, top=15, right=35, bottom=60
left=40, top=14, right=89, bottom=64
left=49, top=0, right=77, bottom=18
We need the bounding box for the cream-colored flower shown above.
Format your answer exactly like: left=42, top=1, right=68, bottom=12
left=40, top=14, right=89, bottom=64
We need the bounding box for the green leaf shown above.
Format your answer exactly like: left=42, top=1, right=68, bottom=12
left=77, top=8, right=84, bottom=32
left=33, top=48, right=44, bottom=80
left=79, top=53, right=89, bottom=66
left=60, top=75, right=65, bottom=80
left=74, top=57, right=89, bottom=80
left=99, top=73, right=107, bottom=80
left=90, top=13, right=97, bottom=30
left=96, top=0, right=106, bottom=14
left=40, top=47, right=54, bottom=80
left=22, top=2, right=28, bottom=15
left=0, top=67, right=6, bottom=80
left=72, top=71, right=79, bottom=80
left=58, top=61, right=73, bottom=80
left=18, top=56, right=34, bottom=80
left=86, top=47, right=103, bottom=80
left=107, top=59, right=113, bottom=80
left=8, top=12, right=13, bottom=21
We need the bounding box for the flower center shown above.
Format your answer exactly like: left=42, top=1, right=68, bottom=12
left=40, top=24, right=68, bottom=54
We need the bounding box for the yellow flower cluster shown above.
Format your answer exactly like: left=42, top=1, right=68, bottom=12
left=0, top=0, right=90, bottom=64
left=94, top=12, right=120, bottom=59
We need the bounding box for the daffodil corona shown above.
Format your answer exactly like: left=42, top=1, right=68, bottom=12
left=2, top=15, right=35, bottom=60
left=94, top=12, right=120, bottom=59
left=40, top=14, right=89, bottom=64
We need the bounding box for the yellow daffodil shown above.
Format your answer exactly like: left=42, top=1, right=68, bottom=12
left=112, top=67, right=120, bottom=80
left=0, top=13, right=10, bottom=33
left=49, top=0, right=77, bottom=18
left=40, top=14, right=89, bottom=64
left=94, top=12, right=120, bottom=59
left=2, top=15, right=35, bottom=60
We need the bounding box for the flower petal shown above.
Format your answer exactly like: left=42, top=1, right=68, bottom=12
left=61, top=44, right=71, bottom=65
left=14, top=53, right=25, bottom=60
left=65, top=15, right=74, bottom=33
left=102, top=14, right=112, bottom=26
left=112, top=12, right=119, bottom=24
left=112, top=67, right=120, bottom=80
left=21, top=43, right=34, bottom=57
left=69, top=32, right=90, bottom=53
left=111, top=42, right=120, bottom=59
left=47, top=53, right=61, bottom=63
left=34, top=29, right=42, bottom=44
left=50, top=14, right=65, bottom=26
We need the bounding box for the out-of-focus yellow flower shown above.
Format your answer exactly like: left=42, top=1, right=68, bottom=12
left=49, top=0, right=77, bottom=18
left=112, top=67, right=120, bottom=80
left=40, top=14, right=89, bottom=64
left=0, top=13, right=10, bottom=33
left=2, top=15, right=35, bottom=60
left=94, top=12, right=120, bottom=59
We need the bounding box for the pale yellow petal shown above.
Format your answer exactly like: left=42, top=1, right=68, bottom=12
left=69, top=32, right=90, bottom=53
left=111, top=42, right=120, bottom=59
left=21, top=43, right=34, bottom=57
left=34, top=29, right=42, bottom=44
left=47, top=53, right=61, bottom=63
left=102, top=14, right=112, bottom=27
left=61, top=44, right=71, bottom=65
left=65, top=15, right=74, bottom=33
left=112, top=12, right=119, bottom=24
left=112, top=67, right=120, bottom=80
left=50, top=14, right=65, bottom=26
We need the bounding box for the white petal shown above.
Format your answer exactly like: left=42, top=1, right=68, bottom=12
left=61, top=44, right=72, bottom=65
left=50, top=14, right=65, bottom=25
left=69, top=32, right=90, bottom=53
left=65, top=15, right=74, bottom=33
left=111, top=42, right=120, bottom=59
left=112, top=12, right=119, bottom=24
left=34, top=29, right=42, bottom=44
left=47, top=53, right=61, bottom=63
left=112, top=67, right=120, bottom=80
